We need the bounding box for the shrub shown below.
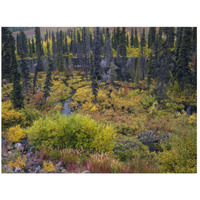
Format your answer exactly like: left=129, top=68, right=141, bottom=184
left=2, top=101, right=25, bottom=130
left=5, top=125, right=25, bottom=143
left=158, top=130, right=197, bottom=173
left=20, top=107, right=41, bottom=127
left=41, top=161, right=56, bottom=172
left=26, top=113, right=116, bottom=153
left=7, top=156, right=26, bottom=171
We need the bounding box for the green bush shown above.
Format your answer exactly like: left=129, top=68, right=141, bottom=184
left=26, top=113, right=116, bottom=154
left=20, top=107, right=41, bottom=127
left=158, top=130, right=197, bottom=173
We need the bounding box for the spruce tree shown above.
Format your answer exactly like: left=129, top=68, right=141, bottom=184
left=93, top=27, right=101, bottom=80
left=119, top=27, right=126, bottom=57
left=9, top=32, right=24, bottom=108
left=134, top=28, right=139, bottom=48
left=90, top=52, right=98, bottom=101
left=2, top=27, right=12, bottom=80
left=130, top=28, right=134, bottom=47
left=44, top=40, right=53, bottom=100
left=28, top=38, right=32, bottom=57
left=18, top=30, right=28, bottom=58
left=35, top=27, right=43, bottom=71
left=32, top=38, right=35, bottom=54
left=148, top=27, right=156, bottom=48
left=104, top=28, right=113, bottom=68
left=52, top=31, right=56, bottom=64
left=176, top=27, right=193, bottom=90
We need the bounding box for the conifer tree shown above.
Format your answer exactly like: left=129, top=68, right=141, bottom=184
left=126, top=34, right=129, bottom=47
left=2, top=27, right=12, bottom=80
left=104, top=28, right=113, bottom=68
left=130, top=28, right=134, bottom=47
left=28, top=38, right=32, bottom=57
left=148, top=27, right=156, bottom=48
left=52, top=31, right=56, bottom=64
left=56, top=30, right=64, bottom=72
left=93, top=27, right=101, bottom=80
left=32, top=38, right=35, bottom=54
left=9, top=32, right=24, bottom=108
left=176, top=27, right=193, bottom=89
left=77, top=42, right=82, bottom=65
left=134, top=28, right=139, bottom=48
left=64, top=33, right=69, bottom=55
left=18, top=30, right=28, bottom=58
left=44, top=40, right=53, bottom=100
left=35, top=27, right=43, bottom=71
left=90, top=52, right=98, bottom=101
left=119, top=27, right=126, bottom=57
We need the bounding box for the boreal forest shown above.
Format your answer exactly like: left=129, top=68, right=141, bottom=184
left=1, top=27, right=197, bottom=173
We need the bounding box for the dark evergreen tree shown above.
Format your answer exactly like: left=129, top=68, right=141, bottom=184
left=31, top=38, right=35, bottom=54
left=18, top=30, right=28, bottom=58
left=44, top=29, right=48, bottom=41
left=2, top=28, right=12, bottom=80
left=72, top=30, right=77, bottom=56
left=126, top=34, right=129, bottom=47
left=9, top=33, right=24, bottom=108
left=141, top=28, right=146, bottom=48
left=90, top=52, right=98, bottom=101
left=35, top=27, right=43, bottom=71
left=86, top=29, right=90, bottom=56
left=119, top=27, right=126, bottom=57
left=130, top=28, right=134, bottom=47
left=16, top=33, right=20, bottom=55
left=134, top=28, right=139, bottom=48
left=52, top=31, right=56, bottom=64
left=64, top=32, right=69, bottom=55
left=192, top=27, right=197, bottom=54
left=148, top=27, right=156, bottom=48
left=77, top=42, right=82, bottom=65
left=93, top=27, right=102, bottom=80
left=56, top=30, right=64, bottom=72
left=28, top=38, right=32, bottom=57
left=104, top=28, right=113, bottom=68
left=44, top=40, right=53, bottom=100
left=175, top=27, right=193, bottom=90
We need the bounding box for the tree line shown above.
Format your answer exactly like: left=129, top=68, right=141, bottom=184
left=2, top=27, right=197, bottom=109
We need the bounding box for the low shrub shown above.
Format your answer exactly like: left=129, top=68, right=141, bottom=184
left=41, top=161, right=56, bottom=172
left=7, top=156, right=26, bottom=171
left=5, top=125, right=25, bottom=143
left=2, top=101, right=25, bottom=130
left=26, top=113, right=116, bottom=154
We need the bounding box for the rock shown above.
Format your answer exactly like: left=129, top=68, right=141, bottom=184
left=57, top=161, right=62, bottom=167
left=81, top=170, right=90, bottom=173
left=61, top=169, right=67, bottom=173
left=14, top=167, right=21, bottom=173
left=138, top=130, right=169, bottom=152
left=35, top=165, right=41, bottom=173
left=14, top=143, right=22, bottom=149
left=2, top=153, right=8, bottom=158
left=7, top=145, right=13, bottom=151
left=3, top=165, right=13, bottom=173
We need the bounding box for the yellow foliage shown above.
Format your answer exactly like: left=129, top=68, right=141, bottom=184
left=6, top=125, right=25, bottom=143
left=188, top=114, right=196, bottom=125
left=2, top=101, right=25, bottom=130
left=41, top=161, right=56, bottom=172
left=7, top=156, right=26, bottom=170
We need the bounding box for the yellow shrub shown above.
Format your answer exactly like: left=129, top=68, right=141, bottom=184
left=7, top=156, right=26, bottom=170
left=2, top=101, right=25, bottom=130
left=6, top=125, right=25, bottom=143
left=41, top=161, right=56, bottom=172
left=188, top=114, right=196, bottom=125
